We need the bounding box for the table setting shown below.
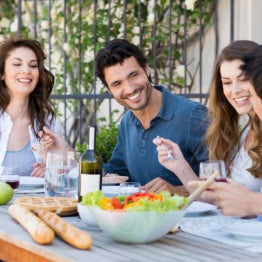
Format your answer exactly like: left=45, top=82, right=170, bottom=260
left=9, top=173, right=262, bottom=254
left=176, top=159, right=262, bottom=254
left=1, top=159, right=262, bottom=262
left=8, top=166, right=262, bottom=251
left=1, top=189, right=262, bottom=262
left=179, top=204, right=262, bottom=253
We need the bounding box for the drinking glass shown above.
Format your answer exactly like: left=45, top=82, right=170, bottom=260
left=199, top=160, right=227, bottom=182
left=0, top=166, right=20, bottom=191
left=119, top=182, right=141, bottom=195
left=45, top=151, right=79, bottom=198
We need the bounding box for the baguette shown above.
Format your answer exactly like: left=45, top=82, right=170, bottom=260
left=8, top=204, right=54, bottom=244
left=38, top=209, right=92, bottom=249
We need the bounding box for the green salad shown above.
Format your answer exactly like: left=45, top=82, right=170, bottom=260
left=82, top=190, right=187, bottom=213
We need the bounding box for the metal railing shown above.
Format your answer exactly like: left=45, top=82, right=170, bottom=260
left=5, top=0, right=234, bottom=144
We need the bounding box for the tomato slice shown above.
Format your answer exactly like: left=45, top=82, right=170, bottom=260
left=122, top=192, right=163, bottom=207
left=111, top=197, right=123, bottom=209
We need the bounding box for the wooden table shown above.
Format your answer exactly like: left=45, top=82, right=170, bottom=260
left=1, top=194, right=262, bottom=262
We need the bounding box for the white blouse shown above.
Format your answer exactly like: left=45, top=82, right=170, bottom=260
left=0, top=111, right=62, bottom=166
left=231, top=126, right=262, bottom=192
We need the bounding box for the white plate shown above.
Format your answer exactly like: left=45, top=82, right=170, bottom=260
left=19, top=176, right=44, bottom=189
left=102, top=175, right=129, bottom=185
left=185, top=201, right=217, bottom=215
left=15, top=188, right=45, bottom=194
left=221, top=222, right=262, bottom=241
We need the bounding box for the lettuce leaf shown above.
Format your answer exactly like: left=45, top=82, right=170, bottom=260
left=82, top=190, right=188, bottom=213
left=82, top=190, right=104, bottom=206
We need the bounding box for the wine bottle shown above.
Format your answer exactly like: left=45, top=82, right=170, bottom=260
left=78, top=126, right=102, bottom=201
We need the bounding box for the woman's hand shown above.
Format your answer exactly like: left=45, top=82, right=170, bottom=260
left=30, top=162, right=46, bottom=177
left=152, top=137, right=199, bottom=193
left=38, top=126, right=72, bottom=155
left=152, top=137, right=186, bottom=173
left=188, top=179, right=259, bottom=217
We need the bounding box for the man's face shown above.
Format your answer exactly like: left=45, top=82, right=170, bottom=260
left=104, top=56, right=152, bottom=111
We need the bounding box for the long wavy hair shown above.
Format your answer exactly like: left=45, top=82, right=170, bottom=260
left=241, top=45, right=262, bottom=177
left=247, top=115, right=262, bottom=178
left=206, top=40, right=259, bottom=176
left=0, top=36, right=55, bottom=137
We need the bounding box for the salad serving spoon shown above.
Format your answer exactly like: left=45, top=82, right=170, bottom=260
left=169, top=170, right=218, bottom=233
left=181, top=170, right=218, bottom=210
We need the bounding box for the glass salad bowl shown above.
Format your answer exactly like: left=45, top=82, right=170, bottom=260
left=80, top=190, right=187, bottom=244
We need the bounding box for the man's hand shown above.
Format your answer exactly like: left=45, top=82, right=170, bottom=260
left=142, top=177, right=188, bottom=196
left=30, top=162, right=46, bottom=177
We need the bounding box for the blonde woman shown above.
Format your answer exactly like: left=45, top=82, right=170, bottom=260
left=187, top=43, right=262, bottom=217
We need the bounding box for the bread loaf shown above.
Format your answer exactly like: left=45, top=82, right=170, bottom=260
left=38, top=209, right=92, bottom=249
left=8, top=204, right=54, bottom=244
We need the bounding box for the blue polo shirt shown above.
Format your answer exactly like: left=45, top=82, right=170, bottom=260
left=104, top=85, right=209, bottom=186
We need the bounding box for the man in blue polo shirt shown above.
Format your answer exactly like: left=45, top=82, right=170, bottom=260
left=95, top=39, right=208, bottom=195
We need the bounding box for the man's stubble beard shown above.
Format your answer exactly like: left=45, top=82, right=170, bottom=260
left=124, top=79, right=153, bottom=111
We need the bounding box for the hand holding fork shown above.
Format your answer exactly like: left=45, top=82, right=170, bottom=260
left=156, top=136, right=174, bottom=160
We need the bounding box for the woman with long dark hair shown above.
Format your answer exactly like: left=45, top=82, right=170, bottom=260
left=0, top=36, right=69, bottom=177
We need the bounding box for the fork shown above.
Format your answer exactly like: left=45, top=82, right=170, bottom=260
left=156, top=136, right=174, bottom=160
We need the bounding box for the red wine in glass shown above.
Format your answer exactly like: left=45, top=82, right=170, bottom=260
left=6, top=180, right=20, bottom=190
left=215, top=177, right=227, bottom=182
left=1, top=175, right=20, bottom=190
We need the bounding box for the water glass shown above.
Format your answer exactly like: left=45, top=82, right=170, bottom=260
left=45, top=151, right=79, bottom=198
left=199, top=160, right=227, bottom=182
left=0, top=166, right=20, bottom=191
left=119, top=182, right=141, bottom=195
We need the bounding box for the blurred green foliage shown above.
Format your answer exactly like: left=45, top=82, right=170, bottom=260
left=0, top=0, right=215, bottom=145
left=96, top=111, right=119, bottom=163
left=75, top=110, right=119, bottom=163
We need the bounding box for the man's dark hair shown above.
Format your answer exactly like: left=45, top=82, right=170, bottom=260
left=242, top=45, right=262, bottom=99
left=95, top=39, right=149, bottom=87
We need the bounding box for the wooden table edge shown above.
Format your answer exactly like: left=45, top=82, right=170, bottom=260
left=0, top=231, right=74, bottom=262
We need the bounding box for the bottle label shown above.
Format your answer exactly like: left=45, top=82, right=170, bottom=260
left=80, top=174, right=100, bottom=196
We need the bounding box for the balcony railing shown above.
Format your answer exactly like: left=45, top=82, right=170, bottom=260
left=1, top=0, right=234, bottom=145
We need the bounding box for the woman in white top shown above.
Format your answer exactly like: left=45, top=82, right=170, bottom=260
left=185, top=45, right=262, bottom=217
left=0, top=36, right=69, bottom=177
left=153, top=41, right=262, bottom=215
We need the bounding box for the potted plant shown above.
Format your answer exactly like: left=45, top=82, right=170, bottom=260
left=75, top=112, right=119, bottom=164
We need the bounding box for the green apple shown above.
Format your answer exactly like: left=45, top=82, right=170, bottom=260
left=0, top=182, right=13, bottom=204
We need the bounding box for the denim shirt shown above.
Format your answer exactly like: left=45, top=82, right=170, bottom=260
left=104, top=85, right=209, bottom=186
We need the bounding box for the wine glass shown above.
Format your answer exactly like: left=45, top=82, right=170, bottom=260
left=0, top=166, right=20, bottom=191
left=199, top=160, right=227, bottom=182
